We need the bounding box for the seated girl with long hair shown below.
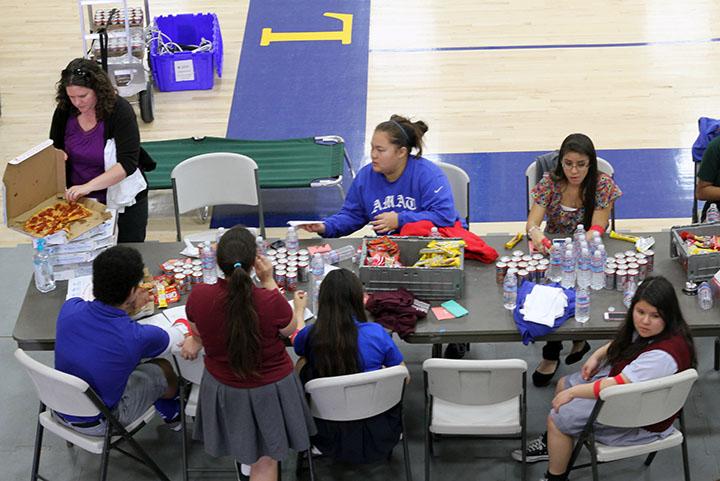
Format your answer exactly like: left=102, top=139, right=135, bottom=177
left=512, top=276, right=697, bottom=481
left=293, top=269, right=405, bottom=464
left=181, top=226, right=315, bottom=481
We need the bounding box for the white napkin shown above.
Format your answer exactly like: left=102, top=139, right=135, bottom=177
left=519, top=284, right=568, bottom=327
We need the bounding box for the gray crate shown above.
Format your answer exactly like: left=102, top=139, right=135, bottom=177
left=670, top=222, right=720, bottom=281
left=359, top=236, right=464, bottom=300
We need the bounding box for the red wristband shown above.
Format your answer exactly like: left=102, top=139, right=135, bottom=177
left=588, top=225, right=605, bottom=236
left=173, top=318, right=195, bottom=337
left=541, top=237, right=553, bottom=249
left=593, top=380, right=602, bottom=399
left=288, top=329, right=301, bottom=344
left=613, top=374, right=627, bottom=385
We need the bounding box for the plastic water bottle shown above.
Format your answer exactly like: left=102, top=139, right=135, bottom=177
left=577, top=248, right=591, bottom=289
left=200, top=242, right=217, bottom=284
left=285, top=226, right=299, bottom=251
left=33, top=238, right=56, bottom=293
left=698, top=281, right=714, bottom=310
left=310, top=253, right=326, bottom=313
left=623, top=276, right=637, bottom=308
left=590, top=250, right=604, bottom=290
left=216, top=227, right=226, bottom=244
left=255, top=235, right=266, bottom=256
left=706, top=204, right=720, bottom=223
left=561, top=247, right=576, bottom=288
left=548, top=245, right=563, bottom=283
left=502, top=270, right=518, bottom=310
left=429, top=226, right=442, bottom=238
left=575, top=287, right=590, bottom=323
left=322, top=245, right=356, bottom=264
left=573, top=224, right=586, bottom=246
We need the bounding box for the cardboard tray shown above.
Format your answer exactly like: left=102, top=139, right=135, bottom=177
left=3, top=140, right=111, bottom=241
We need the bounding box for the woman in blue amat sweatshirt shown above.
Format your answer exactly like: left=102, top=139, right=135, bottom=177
left=301, top=115, right=461, bottom=237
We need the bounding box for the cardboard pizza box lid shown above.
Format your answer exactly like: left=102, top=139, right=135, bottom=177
left=2, top=140, right=111, bottom=241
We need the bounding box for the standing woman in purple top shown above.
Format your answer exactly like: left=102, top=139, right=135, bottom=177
left=50, top=58, right=151, bottom=242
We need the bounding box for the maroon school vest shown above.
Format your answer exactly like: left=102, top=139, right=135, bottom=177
left=608, top=333, right=692, bottom=432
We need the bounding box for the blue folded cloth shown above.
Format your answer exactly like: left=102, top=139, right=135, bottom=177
left=513, top=281, right=576, bottom=345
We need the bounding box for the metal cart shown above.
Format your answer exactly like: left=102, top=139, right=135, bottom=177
left=77, top=0, right=154, bottom=122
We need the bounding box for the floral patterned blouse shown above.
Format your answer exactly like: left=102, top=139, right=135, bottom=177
left=530, top=172, right=622, bottom=234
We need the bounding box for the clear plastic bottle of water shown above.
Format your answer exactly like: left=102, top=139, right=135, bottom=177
left=575, top=287, right=590, bottom=323
left=322, top=245, right=356, bottom=264
left=200, top=242, right=217, bottom=284
left=573, top=224, right=586, bottom=246
left=577, top=248, right=591, bottom=289
left=310, top=253, right=326, bottom=313
left=548, top=244, right=563, bottom=283
left=33, top=238, right=56, bottom=293
left=503, top=270, right=518, bottom=310
left=698, top=281, right=714, bottom=310
left=590, top=250, right=604, bottom=290
left=561, top=247, right=576, bottom=288
left=706, top=204, right=720, bottom=223
left=623, top=276, right=637, bottom=308
left=285, top=226, right=300, bottom=251
left=216, top=227, right=226, bottom=244
left=255, top=235, right=266, bottom=256
left=429, top=226, right=442, bottom=238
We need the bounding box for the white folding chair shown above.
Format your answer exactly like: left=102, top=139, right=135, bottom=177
left=566, top=368, right=698, bottom=481
left=525, top=153, right=616, bottom=231
left=303, top=364, right=411, bottom=481
left=423, top=359, right=528, bottom=481
left=14, top=348, right=170, bottom=481
left=435, top=161, right=470, bottom=225
left=171, top=152, right=266, bottom=241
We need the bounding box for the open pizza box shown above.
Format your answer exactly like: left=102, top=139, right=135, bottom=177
left=2, top=140, right=112, bottom=242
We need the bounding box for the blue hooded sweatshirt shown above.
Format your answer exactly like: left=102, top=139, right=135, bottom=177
left=322, top=156, right=461, bottom=238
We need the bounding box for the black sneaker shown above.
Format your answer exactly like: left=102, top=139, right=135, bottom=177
left=443, top=342, right=470, bottom=359
left=511, top=432, right=548, bottom=463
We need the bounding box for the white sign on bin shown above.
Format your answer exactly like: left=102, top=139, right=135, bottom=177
left=174, top=59, right=195, bottom=82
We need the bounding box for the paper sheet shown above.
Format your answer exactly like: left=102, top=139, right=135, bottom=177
left=288, top=298, right=315, bottom=321
left=431, top=306, right=455, bottom=320
left=287, top=220, right=324, bottom=228
left=66, top=275, right=94, bottom=300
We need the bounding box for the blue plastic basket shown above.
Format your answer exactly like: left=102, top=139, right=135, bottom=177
left=150, top=13, right=223, bottom=92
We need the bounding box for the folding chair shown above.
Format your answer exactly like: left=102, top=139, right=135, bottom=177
left=525, top=152, right=616, bottom=231
left=566, top=369, right=698, bottom=481
left=171, top=152, right=265, bottom=241
left=435, top=161, right=470, bottom=225
left=423, top=359, right=528, bottom=481
left=14, top=348, right=170, bottom=481
left=302, top=365, right=410, bottom=481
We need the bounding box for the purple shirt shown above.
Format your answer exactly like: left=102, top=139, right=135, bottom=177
left=64, top=116, right=107, bottom=203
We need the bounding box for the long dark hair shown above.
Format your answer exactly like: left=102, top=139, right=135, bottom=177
left=309, top=269, right=367, bottom=378
left=551, top=133, right=598, bottom=229
left=55, top=58, right=117, bottom=120
left=375, top=114, right=429, bottom=157
left=606, top=276, right=697, bottom=368
left=216, top=226, right=261, bottom=378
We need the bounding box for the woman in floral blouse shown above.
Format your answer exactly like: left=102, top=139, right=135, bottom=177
left=526, top=133, right=622, bottom=387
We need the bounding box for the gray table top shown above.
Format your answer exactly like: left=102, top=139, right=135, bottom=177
left=12, top=233, right=720, bottom=351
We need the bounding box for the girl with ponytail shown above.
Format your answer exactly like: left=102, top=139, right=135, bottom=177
left=182, top=225, right=315, bottom=481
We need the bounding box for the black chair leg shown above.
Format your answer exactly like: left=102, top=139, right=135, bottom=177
left=30, top=405, right=45, bottom=481
left=99, top=428, right=112, bottom=481
left=306, top=448, right=316, bottom=481
left=402, top=425, right=413, bottom=481
left=179, top=381, right=189, bottom=481
left=644, top=451, right=657, bottom=466
left=714, top=337, right=719, bottom=371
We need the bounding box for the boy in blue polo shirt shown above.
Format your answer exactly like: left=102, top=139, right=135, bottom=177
left=54, top=246, right=183, bottom=435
